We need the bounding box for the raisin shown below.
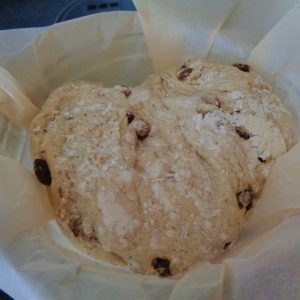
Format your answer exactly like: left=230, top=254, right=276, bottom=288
left=132, top=119, right=151, bottom=140
left=258, top=157, right=266, bottom=163
left=69, top=217, right=82, bottom=237
left=232, top=63, right=250, bottom=73
left=152, top=257, right=172, bottom=277
left=235, top=126, right=250, bottom=140
left=89, top=234, right=99, bottom=242
left=126, top=112, right=135, bottom=124
left=177, top=67, right=193, bottom=81
left=223, top=242, right=231, bottom=250
left=58, top=187, right=63, bottom=198
left=34, top=159, right=52, bottom=185
left=245, top=200, right=253, bottom=212
left=136, top=126, right=150, bottom=139
left=237, top=186, right=254, bottom=213
left=124, top=89, right=131, bottom=97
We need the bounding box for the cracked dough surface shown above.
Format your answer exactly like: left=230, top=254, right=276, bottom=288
left=30, top=60, right=294, bottom=276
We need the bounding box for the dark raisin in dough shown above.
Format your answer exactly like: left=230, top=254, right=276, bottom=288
left=136, top=122, right=151, bottom=140
left=124, top=89, right=131, bottom=97
left=237, top=186, right=254, bottom=213
left=69, top=217, right=83, bottom=237
left=58, top=187, right=63, bottom=198
left=258, top=157, right=267, bottom=163
left=152, top=257, right=172, bottom=277
left=223, top=242, right=231, bottom=250
left=177, top=67, right=193, bottom=81
left=232, top=63, right=250, bottom=72
left=34, top=159, right=52, bottom=185
left=126, top=112, right=135, bottom=124
left=235, top=126, right=250, bottom=140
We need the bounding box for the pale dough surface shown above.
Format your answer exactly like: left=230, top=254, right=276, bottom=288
left=30, top=60, right=294, bottom=276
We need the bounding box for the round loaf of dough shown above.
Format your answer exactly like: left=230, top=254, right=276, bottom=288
left=30, top=60, right=294, bottom=276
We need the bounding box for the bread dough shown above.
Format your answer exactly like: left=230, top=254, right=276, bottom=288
left=30, top=60, right=294, bottom=276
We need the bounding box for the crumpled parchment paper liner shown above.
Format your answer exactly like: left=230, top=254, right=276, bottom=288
left=0, top=1, right=300, bottom=299
left=133, top=0, right=299, bottom=71
left=0, top=67, right=39, bottom=129
left=0, top=156, right=54, bottom=241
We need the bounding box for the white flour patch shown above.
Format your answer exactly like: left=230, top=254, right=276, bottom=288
left=97, top=189, right=139, bottom=236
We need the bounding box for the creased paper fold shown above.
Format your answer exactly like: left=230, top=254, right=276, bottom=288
left=0, top=156, right=54, bottom=241
left=0, top=67, right=39, bottom=129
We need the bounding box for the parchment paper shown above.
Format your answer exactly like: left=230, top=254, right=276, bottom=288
left=0, top=1, right=300, bottom=299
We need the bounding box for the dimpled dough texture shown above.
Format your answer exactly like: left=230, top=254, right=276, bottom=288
left=30, top=60, right=294, bottom=276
